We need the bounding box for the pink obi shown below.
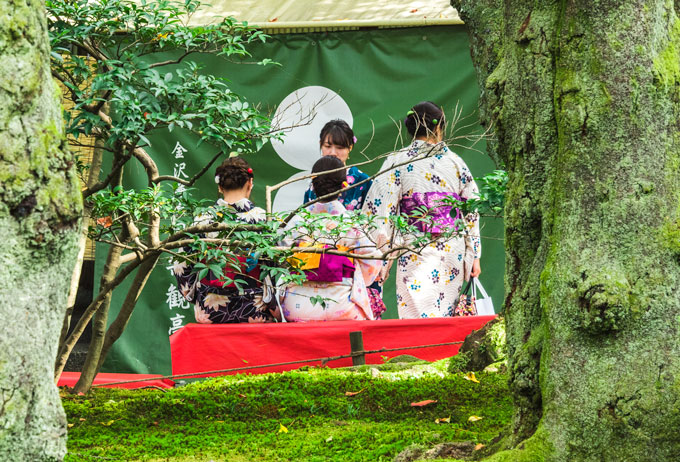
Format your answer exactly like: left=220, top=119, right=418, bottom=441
left=304, top=252, right=355, bottom=282
left=400, top=192, right=463, bottom=234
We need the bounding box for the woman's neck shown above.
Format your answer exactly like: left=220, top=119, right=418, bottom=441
left=221, top=190, right=248, bottom=204
left=414, top=136, right=440, bottom=144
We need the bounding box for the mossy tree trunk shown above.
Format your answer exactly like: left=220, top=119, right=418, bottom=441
left=0, top=0, right=82, bottom=460
left=452, top=0, right=680, bottom=460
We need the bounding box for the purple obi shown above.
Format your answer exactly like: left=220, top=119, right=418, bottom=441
left=304, top=253, right=355, bottom=282
left=400, top=192, right=464, bottom=234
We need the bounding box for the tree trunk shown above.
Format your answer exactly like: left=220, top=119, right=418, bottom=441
left=0, top=0, right=82, bottom=459
left=74, top=253, right=159, bottom=393
left=58, top=141, right=104, bottom=354
left=453, top=0, right=680, bottom=460
left=71, top=244, right=124, bottom=393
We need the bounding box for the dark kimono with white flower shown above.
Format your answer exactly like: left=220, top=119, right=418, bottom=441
left=173, top=198, right=277, bottom=324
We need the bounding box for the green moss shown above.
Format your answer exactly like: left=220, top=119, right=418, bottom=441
left=63, top=367, right=513, bottom=461
left=576, top=268, right=632, bottom=333
left=448, top=351, right=473, bottom=374
left=653, top=17, right=680, bottom=88
left=481, top=424, right=553, bottom=462
left=661, top=219, right=680, bottom=254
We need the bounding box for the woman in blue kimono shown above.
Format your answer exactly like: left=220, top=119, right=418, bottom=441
left=303, top=119, right=371, bottom=211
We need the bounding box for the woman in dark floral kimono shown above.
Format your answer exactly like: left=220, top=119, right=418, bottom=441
left=173, top=157, right=280, bottom=323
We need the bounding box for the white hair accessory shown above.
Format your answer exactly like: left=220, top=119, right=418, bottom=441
left=215, top=175, right=220, bottom=184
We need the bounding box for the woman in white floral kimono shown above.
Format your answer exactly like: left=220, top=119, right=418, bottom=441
left=363, top=101, right=482, bottom=319
left=281, top=156, right=382, bottom=322
left=173, top=157, right=279, bottom=324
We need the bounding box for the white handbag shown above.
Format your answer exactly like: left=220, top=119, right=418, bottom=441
left=472, top=277, right=495, bottom=316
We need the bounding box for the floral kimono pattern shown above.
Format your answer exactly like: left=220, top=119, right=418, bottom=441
left=173, top=198, right=277, bottom=324
left=362, top=140, right=481, bottom=319
left=281, top=200, right=382, bottom=322
left=304, top=166, right=372, bottom=211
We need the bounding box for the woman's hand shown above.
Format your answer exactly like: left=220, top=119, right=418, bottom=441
left=470, top=259, right=481, bottom=278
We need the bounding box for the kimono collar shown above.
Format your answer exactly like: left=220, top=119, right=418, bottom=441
left=305, top=200, right=347, bottom=216
left=411, top=139, right=449, bottom=155
left=216, top=197, right=254, bottom=212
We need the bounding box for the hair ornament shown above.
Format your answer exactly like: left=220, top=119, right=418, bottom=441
left=352, top=135, right=357, bottom=144
left=247, top=167, right=253, bottom=174
left=342, top=181, right=349, bottom=188
left=407, top=110, right=415, bottom=116
left=432, top=118, right=438, bottom=124
left=214, top=175, right=220, bottom=184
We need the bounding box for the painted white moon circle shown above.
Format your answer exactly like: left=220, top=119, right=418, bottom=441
left=272, top=171, right=312, bottom=213
left=271, top=86, right=353, bottom=171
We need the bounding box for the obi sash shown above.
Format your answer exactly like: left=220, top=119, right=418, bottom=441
left=202, top=254, right=261, bottom=289
left=400, top=192, right=463, bottom=234
left=289, top=243, right=355, bottom=282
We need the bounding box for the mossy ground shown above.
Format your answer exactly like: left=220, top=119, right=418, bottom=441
left=62, top=360, right=511, bottom=461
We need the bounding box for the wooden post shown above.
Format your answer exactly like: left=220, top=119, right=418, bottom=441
left=349, top=331, right=365, bottom=366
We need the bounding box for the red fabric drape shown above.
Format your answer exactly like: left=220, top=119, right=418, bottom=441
left=170, top=316, right=496, bottom=376
left=58, top=372, right=175, bottom=389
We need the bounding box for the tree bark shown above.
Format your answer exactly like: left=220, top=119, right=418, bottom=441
left=453, top=0, right=680, bottom=459
left=0, top=0, right=82, bottom=459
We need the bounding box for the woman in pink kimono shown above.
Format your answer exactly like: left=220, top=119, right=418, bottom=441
left=281, top=156, right=382, bottom=322
left=363, top=101, right=482, bottom=319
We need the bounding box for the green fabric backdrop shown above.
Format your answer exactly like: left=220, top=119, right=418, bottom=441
left=100, top=25, right=505, bottom=374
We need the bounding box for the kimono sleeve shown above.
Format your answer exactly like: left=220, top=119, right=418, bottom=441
left=172, top=258, right=198, bottom=304
left=303, top=182, right=315, bottom=205
left=350, top=167, right=372, bottom=211
left=279, top=214, right=304, bottom=248
left=345, top=229, right=382, bottom=287
left=456, top=159, right=482, bottom=260
left=361, top=157, right=401, bottom=253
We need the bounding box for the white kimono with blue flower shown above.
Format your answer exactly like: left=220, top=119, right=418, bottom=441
left=362, top=140, right=481, bottom=319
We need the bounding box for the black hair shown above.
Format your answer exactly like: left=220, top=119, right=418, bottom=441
left=215, top=157, right=254, bottom=191
left=404, top=101, right=446, bottom=138
left=319, top=119, right=355, bottom=149
left=311, top=156, right=346, bottom=202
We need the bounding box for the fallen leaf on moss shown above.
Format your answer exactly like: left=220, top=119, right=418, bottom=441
left=79, top=418, right=86, bottom=422
left=434, top=416, right=450, bottom=424
left=468, top=415, right=483, bottom=422
left=100, top=420, right=115, bottom=426
left=278, top=423, right=288, bottom=433
left=464, top=372, right=480, bottom=383
left=475, top=443, right=485, bottom=451
left=410, top=399, right=437, bottom=407
left=67, top=423, right=74, bottom=428
left=238, top=394, right=247, bottom=398
left=326, top=436, right=333, bottom=442
left=345, top=389, right=365, bottom=396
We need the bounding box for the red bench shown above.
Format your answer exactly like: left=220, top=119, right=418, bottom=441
left=170, top=316, right=496, bottom=377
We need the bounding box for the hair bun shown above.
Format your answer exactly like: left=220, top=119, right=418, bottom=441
left=404, top=101, right=445, bottom=138
left=215, top=157, right=254, bottom=191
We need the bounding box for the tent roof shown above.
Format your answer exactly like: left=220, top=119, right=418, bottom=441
left=189, top=0, right=463, bottom=31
